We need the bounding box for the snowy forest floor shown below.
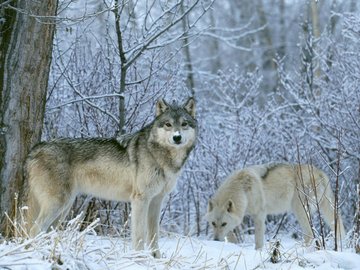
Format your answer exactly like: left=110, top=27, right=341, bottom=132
left=0, top=217, right=359, bottom=270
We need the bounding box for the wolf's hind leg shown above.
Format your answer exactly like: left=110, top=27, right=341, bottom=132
left=49, top=198, right=75, bottom=231
left=30, top=197, right=70, bottom=237
left=291, top=196, right=313, bottom=245
left=319, top=187, right=346, bottom=243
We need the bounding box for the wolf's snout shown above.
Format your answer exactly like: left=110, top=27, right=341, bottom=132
left=173, top=134, right=182, bottom=144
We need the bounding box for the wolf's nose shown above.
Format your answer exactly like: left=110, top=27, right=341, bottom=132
left=214, top=237, right=220, bottom=241
left=173, top=134, right=182, bottom=144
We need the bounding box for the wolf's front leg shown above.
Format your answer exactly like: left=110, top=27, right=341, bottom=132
left=225, top=230, right=238, bottom=243
left=131, top=194, right=150, bottom=251
left=147, top=194, right=164, bottom=258
left=253, top=213, right=266, bottom=249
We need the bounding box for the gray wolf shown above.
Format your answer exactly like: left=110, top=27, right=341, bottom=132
left=206, top=163, right=346, bottom=249
left=25, top=97, right=197, bottom=258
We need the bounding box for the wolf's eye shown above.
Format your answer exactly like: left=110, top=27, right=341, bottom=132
left=181, top=121, right=188, bottom=127
left=221, top=222, right=227, bottom=227
left=211, top=222, right=216, bottom=228
left=165, top=122, right=172, bottom=127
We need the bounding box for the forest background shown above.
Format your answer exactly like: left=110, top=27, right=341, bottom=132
left=0, top=0, right=359, bottom=250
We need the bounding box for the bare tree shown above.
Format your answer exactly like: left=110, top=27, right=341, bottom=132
left=0, top=0, right=58, bottom=236
left=112, top=0, right=210, bottom=133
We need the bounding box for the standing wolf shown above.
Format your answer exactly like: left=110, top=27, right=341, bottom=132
left=25, top=97, right=197, bottom=258
left=206, top=163, right=346, bottom=249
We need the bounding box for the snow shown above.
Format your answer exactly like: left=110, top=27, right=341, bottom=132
left=1, top=221, right=359, bottom=270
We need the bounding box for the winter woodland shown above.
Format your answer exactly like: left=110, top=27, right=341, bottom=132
left=1, top=0, right=360, bottom=268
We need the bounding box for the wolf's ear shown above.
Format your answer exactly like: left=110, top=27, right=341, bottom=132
left=208, top=199, right=214, bottom=212
left=183, top=97, right=195, bottom=118
left=227, top=200, right=235, bottom=213
left=156, top=98, right=169, bottom=116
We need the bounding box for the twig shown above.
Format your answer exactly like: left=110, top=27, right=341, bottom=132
left=272, top=213, right=287, bottom=239
left=0, top=232, right=54, bottom=258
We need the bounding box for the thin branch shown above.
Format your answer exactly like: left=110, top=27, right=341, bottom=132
left=124, top=0, right=211, bottom=70
left=48, top=94, right=124, bottom=110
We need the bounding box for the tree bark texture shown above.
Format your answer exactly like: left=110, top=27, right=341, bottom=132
left=180, top=1, right=195, bottom=94
left=0, top=0, right=58, bottom=236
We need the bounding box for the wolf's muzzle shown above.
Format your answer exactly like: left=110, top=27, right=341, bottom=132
left=173, top=134, right=182, bottom=144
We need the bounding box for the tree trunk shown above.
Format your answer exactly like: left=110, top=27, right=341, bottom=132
left=310, top=0, right=320, bottom=39
left=278, top=0, right=286, bottom=59
left=309, top=0, right=321, bottom=79
left=356, top=185, right=360, bottom=253
left=0, top=0, right=58, bottom=236
left=114, top=0, right=127, bottom=134
left=180, top=1, right=195, bottom=94
left=255, top=0, right=276, bottom=71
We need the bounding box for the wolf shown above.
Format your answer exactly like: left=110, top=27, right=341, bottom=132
left=24, top=97, right=197, bottom=258
left=206, top=163, right=346, bottom=249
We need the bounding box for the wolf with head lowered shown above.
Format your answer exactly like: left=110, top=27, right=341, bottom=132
left=206, top=163, right=346, bottom=249
left=25, top=98, right=197, bottom=258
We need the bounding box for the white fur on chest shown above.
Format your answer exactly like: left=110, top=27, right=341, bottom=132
left=137, top=165, right=181, bottom=197
left=163, top=169, right=181, bottom=193
left=154, top=148, right=187, bottom=194
left=166, top=147, right=188, bottom=170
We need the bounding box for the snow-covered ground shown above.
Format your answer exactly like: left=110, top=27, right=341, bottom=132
left=1, top=218, right=359, bottom=270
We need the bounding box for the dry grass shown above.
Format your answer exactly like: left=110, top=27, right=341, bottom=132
left=0, top=214, right=357, bottom=269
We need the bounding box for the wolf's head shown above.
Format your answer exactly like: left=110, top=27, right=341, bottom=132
left=151, top=97, right=197, bottom=148
left=205, top=199, right=241, bottom=241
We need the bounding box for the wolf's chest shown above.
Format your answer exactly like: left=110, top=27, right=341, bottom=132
left=141, top=167, right=181, bottom=195
left=162, top=170, right=181, bottom=193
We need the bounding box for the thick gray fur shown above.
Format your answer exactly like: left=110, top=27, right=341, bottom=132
left=25, top=97, right=197, bottom=258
